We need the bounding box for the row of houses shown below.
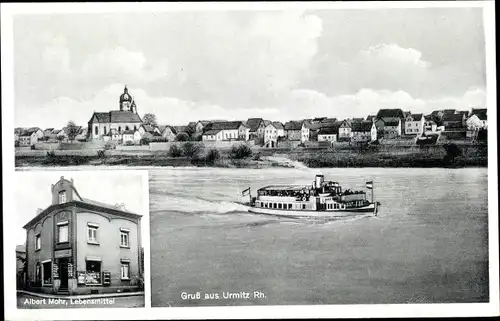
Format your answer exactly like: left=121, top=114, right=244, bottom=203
left=14, top=127, right=88, bottom=147
left=16, top=107, right=487, bottom=148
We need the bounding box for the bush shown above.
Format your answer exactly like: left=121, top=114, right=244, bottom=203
left=182, top=142, right=202, bottom=160
left=253, top=152, right=262, bottom=161
left=229, top=144, right=252, bottom=159
left=30, top=144, right=36, bottom=150
left=97, top=150, right=106, bottom=158
left=46, top=151, right=56, bottom=157
left=168, top=145, right=183, bottom=157
left=140, top=137, right=150, bottom=146
left=104, top=142, right=116, bottom=150
left=125, top=141, right=134, bottom=146
left=176, top=132, right=190, bottom=142
left=205, top=148, right=220, bottom=165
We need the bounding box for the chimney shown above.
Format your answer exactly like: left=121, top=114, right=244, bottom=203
left=36, top=208, right=43, bottom=215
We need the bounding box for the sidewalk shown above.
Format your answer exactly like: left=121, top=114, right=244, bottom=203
left=17, top=289, right=144, bottom=300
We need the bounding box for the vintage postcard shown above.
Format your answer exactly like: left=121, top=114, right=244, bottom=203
left=2, top=1, right=498, bottom=320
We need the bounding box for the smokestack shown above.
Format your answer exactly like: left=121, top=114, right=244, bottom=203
left=315, top=174, right=324, bottom=189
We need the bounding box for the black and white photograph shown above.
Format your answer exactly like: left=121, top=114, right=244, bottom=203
left=13, top=171, right=147, bottom=309
left=2, top=1, right=498, bottom=320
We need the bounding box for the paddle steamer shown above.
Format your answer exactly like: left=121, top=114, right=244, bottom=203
left=241, top=175, right=379, bottom=218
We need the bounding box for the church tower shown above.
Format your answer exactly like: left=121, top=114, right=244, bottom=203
left=119, top=86, right=133, bottom=111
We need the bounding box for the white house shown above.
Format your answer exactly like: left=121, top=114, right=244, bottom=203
left=19, top=128, right=43, bottom=146
left=338, top=120, right=353, bottom=141
left=301, top=122, right=311, bottom=143
left=139, top=125, right=161, bottom=137
left=264, top=122, right=285, bottom=148
left=468, top=109, right=487, bottom=129
left=404, top=113, right=425, bottom=136
left=202, top=121, right=245, bottom=141
left=122, top=130, right=141, bottom=143
left=317, top=126, right=338, bottom=144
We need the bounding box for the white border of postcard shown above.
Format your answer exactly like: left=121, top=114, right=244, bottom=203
left=2, top=1, right=499, bottom=319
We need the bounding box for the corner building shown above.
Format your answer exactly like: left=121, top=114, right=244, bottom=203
left=23, top=176, right=142, bottom=295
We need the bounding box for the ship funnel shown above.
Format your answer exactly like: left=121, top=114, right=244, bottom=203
left=315, top=174, right=324, bottom=189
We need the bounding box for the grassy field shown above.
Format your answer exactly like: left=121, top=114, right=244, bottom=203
left=15, top=143, right=487, bottom=168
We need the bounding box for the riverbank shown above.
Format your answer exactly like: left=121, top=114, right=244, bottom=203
left=15, top=144, right=487, bottom=168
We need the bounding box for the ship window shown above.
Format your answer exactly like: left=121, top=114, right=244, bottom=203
left=288, top=204, right=292, bottom=209
left=302, top=204, right=306, bottom=210
left=273, top=203, right=277, bottom=209
left=278, top=203, right=282, bottom=209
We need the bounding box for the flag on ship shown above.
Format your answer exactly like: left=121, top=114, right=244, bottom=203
left=366, top=181, right=373, bottom=189
left=242, top=187, right=251, bottom=196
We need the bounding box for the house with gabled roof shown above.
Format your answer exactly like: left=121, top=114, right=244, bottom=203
left=382, top=118, right=402, bottom=138
left=284, top=121, right=303, bottom=141
left=264, top=122, right=285, bottom=148
left=202, top=121, right=247, bottom=141
left=246, top=118, right=266, bottom=139
left=19, top=128, right=44, bottom=146
left=338, top=119, right=356, bottom=141
left=158, top=125, right=177, bottom=142
left=468, top=108, right=487, bottom=129
left=404, top=113, right=425, bottom=136
left=317, top=123, right=341, bottom=145
left=351, top=121, right=377, bottom=143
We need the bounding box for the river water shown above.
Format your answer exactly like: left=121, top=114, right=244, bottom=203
left=149, top=167, right=489, bottom=306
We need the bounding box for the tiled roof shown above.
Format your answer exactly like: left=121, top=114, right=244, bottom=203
left=80, top=198, right=136, bottom=215
left=442, top=113, right=464, bottom=122
left=203, top=129, right=222, bottom=135
left=141, top=124, right=158, bottom=133
left=272, top=121, right=284, bottom=130
left=159, top=125, right=177, bottom=134
left=16, top=244, right=26, bottom=253
left=351, top=121, right=373, bottom=132
left=209, top=121, right=243, bottom=130
left=91, top=111, right=142, bottom=123
left=284, top=121, right=303, bottom=130
left=123, top=130, right=136, bottom=135
left=246, top=118, right=264, bottom=131
left=471, top=108, right=487, bottom=120
left=318, top=125, right=339, bottom=135
left=376, top=109, right=404, bottom=119
left=407, top=113, right=423, bottom=121
left=110, top=111, right=142, bottom=123
left=93, top=112, right=110, bottom=123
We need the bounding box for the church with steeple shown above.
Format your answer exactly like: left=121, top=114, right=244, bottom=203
left=87, top=86, right=143, bottom=140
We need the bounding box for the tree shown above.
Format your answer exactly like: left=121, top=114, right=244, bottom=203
left=229, top=144, right=253, bottom=159
left=57, top=135, right=65, bottom=143
left=66, top=121, right=80, bottom=142
left=182, top=142, right=202, bottom=160
left=142, top=113, right=157, bottom=127
left=205, top=148, right=220, bottom=165
left=176, top=132, right=190, bottom=142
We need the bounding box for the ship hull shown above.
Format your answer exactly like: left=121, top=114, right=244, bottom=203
left=247, top=202, right=378, bottom=218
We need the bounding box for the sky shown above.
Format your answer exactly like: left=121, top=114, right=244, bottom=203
left=13, top=7, right=487, bottom=128
left=14, top=170, right=148, bottom=245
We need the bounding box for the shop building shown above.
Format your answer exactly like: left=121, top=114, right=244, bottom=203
left=23, top=176, right=142, bottom=295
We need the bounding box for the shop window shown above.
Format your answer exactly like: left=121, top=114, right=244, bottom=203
left=42, top=261, right=52, bottom=285
left=58, top=222, right=69, bottom=243
left=121, top=262, right=130, bottom=280
left=120, top=230, right=130, bottom=247
left=85, top=260, right=102, bottom=285
left=35, top=234, right=41, bottom=250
